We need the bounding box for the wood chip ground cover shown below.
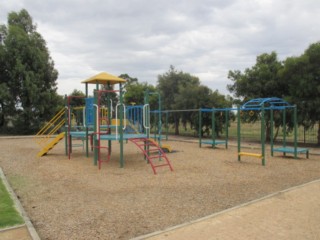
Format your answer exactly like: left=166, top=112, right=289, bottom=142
left=0, top=137, right=319, bottom=239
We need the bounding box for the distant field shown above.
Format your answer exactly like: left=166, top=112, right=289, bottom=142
left=159, top=120, right=319, bottom=144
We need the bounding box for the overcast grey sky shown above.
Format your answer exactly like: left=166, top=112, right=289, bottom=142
left=1, top=0, right=319, bottom=96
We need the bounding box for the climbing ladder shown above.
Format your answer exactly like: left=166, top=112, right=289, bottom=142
left=93, top=133, right=111, bottom=170
left=129, top=138, right=173, bottom=174
left=37, top=132, right=65, bottom=157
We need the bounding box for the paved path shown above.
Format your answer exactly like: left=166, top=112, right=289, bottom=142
left=0, top=226, right=32, bottom=240
left=134, top=179, right=320, bottom=240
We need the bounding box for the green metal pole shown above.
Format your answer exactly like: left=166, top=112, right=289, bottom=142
left=85, top=83, right=89, bottom=157
left=165, top=111, right=168, bottom=140
left=237, top=106, right=241, bottom=161
left=199, top=109, right=202, bottom=148
left=64, top=95, right=68, bottom=156
left=270, top=108, right=274, bottom=157
left=283, top=108, right=286, bottom=157
left=158, top=93, right=162, bottom=147
left=212, top=109, right=215, bottom=148
left=294, top=105, right=298, bottom=159
left=153, top=111, right=157, bottom=140
left=283, top=108, right=286, bottom=147
left=225, top=110, right=229, bottom=149
left=261, top=105, right=266, bottom=166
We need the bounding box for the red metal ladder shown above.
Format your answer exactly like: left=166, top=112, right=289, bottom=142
left=93, top=132, right=111, bottom=169
left=129, top=138, right=173, bottom=174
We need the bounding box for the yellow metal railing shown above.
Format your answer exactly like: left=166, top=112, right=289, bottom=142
left=34, top=108, right=66, bottom=147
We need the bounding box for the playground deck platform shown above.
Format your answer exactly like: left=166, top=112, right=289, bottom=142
left=69, top=131, right=147, bottom=140
left=273, top=147, right=309, bottom=158
left=200, top=139, right=227, bottom=147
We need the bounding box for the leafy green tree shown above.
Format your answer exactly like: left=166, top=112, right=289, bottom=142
left=157, top=66, right=233, bottom=136
left=119, top=73, right=138, bottom=87
left=157, top=66, right=202, bottom=134
left=227, top=52, right=286, bottom=141
left=99, top=84, right=118, bottom=110
left=280, top=42, right=320, bottom=144
left=0, top=9, right=60, bottom=134
left=191, top=89, right=233, bottom=137
left=121, top=73, right=158, bottom=109
left=227, top=52, right=285, bottom=99
left=0, top=26, right=10, bottom=129
left=68, top=89, right=86, bottom=106
left=124, top=82, right=157, bottom=107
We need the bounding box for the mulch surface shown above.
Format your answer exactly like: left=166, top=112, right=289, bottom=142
left=0, top=137, right=319, bottom=239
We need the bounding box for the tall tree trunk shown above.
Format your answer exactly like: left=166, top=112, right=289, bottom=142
left=317, top=121, right=320, bottom=146
left=265, top=122, right=271, bottom=142
left=174, top=115, right=179, bottom=135
left=273, top=126, right=279, bottom=142
left=0, top=103, right=5, bottom=128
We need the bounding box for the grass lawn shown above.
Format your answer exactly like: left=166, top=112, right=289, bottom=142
left=0, top=177, right=24, bottom=228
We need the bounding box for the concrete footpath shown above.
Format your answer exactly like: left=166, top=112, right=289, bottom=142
left=134, top=179, right=320, bottom=240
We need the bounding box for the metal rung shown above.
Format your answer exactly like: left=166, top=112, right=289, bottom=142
left=154, top=163, right=170, bottom=168
left=148, top=155, right=165, bottom=159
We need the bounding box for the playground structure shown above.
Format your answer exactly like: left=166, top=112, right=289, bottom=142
left=35, top=72, right=173, bottom=174
left=198, top=108, right=229, bottom=149
left=34, top=75, right=309, bottom=169
left=156, top=97, right=309, bottom=166
left=237, top=97, right=309, bottom=165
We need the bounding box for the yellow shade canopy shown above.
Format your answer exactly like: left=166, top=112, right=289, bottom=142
left=81, top=72, right=126, bottom=85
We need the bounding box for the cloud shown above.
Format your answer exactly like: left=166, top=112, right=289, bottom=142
left=1, top=0, right=320, bottom=96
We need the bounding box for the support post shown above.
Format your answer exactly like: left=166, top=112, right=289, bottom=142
left=283, top=108, right=286, bottom=157
left=85, top=83, right=89, bottom=157
left=261, top=105, right=266, bottom=166
left=165, top=111, right=169, bottom=140
left=64, top=95, right=68, bottom=156
left=67, top=96, right=72, bottom=159
left=294, top=105, right=298, bottom=159
left=211, top=109, right=215, bottom=148
left=199, top=109, right=202, bottom=148
left=237, top=106, right=241, bottom=161
left=270, top=108, right=274, bottom=156
left=153, top=111, right=157, bottom=140
left=225, top=110, right=229, bottom=149
left=158, top=93, right=162, bottom=147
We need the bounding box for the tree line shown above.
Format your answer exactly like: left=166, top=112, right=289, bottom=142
left=0, top=9, right=62, bottom=134
left=1, top=9, right=319, bottom=145
left=227, top=44, right=320, bottom=144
